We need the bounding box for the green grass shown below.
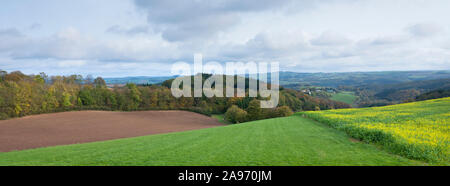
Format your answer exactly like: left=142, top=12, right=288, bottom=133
left=303, top=98, right=450, bottom=165
left=212, top=114, right=232, bottom=124
left=0, top=116, right=423, bottom=166
left=330, top=91, right=357, bottom=105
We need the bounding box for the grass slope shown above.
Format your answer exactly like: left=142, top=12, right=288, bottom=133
left=0, top=116, right=422, bottom=166
left=330, top=91, right=357, bottom=105
left=212, top=114, right=232, bottom=124
left=303, top=98, right=450, bottom=164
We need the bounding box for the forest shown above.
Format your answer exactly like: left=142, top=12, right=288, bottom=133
left=0, top=70, right=350, bottom=123
left=345, top=78, right=450, bottom=107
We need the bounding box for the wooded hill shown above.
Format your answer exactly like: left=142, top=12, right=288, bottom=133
left=0, top=71, right=350, bottom=123
left=351, top=78, right=450, bottom=107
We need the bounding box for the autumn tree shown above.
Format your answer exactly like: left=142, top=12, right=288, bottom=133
left=225, top=105, right=247, bottom=124
left=126, top=83, right=141, bottom=110
left=246, top=99, right=262, bottom=121
left=94, top=77, right=106, bottom=88
left=275, top=106, right=294, bottom=117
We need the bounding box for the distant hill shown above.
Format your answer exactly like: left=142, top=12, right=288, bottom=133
left=370, top=78, right=450, bottom=101
left=279, top=70, right=450, bottom=89
left=104, top=76, right=176, bottom=85
left=159, top=74, right=351, bottom=114
left=103, top=71, right=450, bottom=88
left=102, top=71, right=450, bottom=106
left=416, top=89, right=450, bottom=101
left=275, top=71, right=450, bottom=107
left=353, top=78, right=450, bottom=107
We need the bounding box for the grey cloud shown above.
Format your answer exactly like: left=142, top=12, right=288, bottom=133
left=106, top=25, right=150, bottom=35
left=160, top=14, right=239, bottom=42
left=0, top=28, right=28, bottom=52
left=442, top=40, right=450, bottom=50
left=17, top=29, right=98, bottom=59
left=29, top=23, right=42, bottom=30
left=370, top=35, right=409, bottom=45
left=311, top=31, right=351, bottom=46
left=4, top=28, right=185, bottom=63
left=319, top=51, right=356, bottom=59
left=7, top=28, right=125, bottom=61
left=134, top=0, right=291, bottom=23
left=134, top=0, right=294, bottom=41
left=407, top=23, right=443, bottom=37
left=218, top=32, right=311, bottom=61
left=0, top=28, right=23, bottom=37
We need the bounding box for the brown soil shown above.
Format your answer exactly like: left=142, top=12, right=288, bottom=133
left=0, top=111, right=223, bottom=152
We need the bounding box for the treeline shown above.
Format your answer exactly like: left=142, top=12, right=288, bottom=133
left=224, top=101, right=293, bottom=123
left=415, top=89, right=450, bottom=101
left=372, top=78, right=450, bottom=101
left=0, top=71, right=350, bottom=123
left=340, top=78, right=450, bottom=107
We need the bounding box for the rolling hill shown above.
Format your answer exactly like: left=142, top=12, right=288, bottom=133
left=330, top=91, right=357, bottom=105
left=279, top=70, right=450, bottom=89
left=0, top=98, right=447, bottom=166
left=0, top=115, right=421, bottom=166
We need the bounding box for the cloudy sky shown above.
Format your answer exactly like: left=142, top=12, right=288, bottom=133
left=0, top=0, right=449, bottom=77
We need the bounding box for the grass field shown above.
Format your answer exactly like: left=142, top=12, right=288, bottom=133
left=212, top=114, right=232, bottom=124
left=303, top=98, right=450, bottom=164
left=330, top=91, right=357, bottom=105
left=0, top=116, right=423, bottom=166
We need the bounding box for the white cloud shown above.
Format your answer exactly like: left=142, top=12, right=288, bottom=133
left=1, top=0, right=450, bottom=76
left=57, top=60, right=86, bottom=67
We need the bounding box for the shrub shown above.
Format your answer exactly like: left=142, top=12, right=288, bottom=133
left=275, top=106, right=294, bottom=117
left=225, top=105, right=247, bottom=124
left=246, top=100, right=262, bottom=121
left=0, top=112, right=8, bottom=120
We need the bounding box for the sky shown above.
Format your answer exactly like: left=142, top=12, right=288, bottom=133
left=0, top=0, right=449, bottom=77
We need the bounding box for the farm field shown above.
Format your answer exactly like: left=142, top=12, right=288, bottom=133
left=303, top=98, right=450, bottom=165
left=0, top=115, right=423, bottom=166
left=330, top=91, right=357, bottom=105
left=0, top=111, right=223, bottom=152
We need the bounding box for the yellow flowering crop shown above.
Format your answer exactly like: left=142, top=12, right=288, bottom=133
left=302, top=97, right=450, bottom=163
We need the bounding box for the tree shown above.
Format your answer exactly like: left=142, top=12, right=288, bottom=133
left=275, top=106, right=294, bottom=117
left=126, top=83, right=141, bottom=110
left=33, top=75, right=45, bottom=84
left=37, top=72, right=49, bottom=84
left=78, top=86, right=94, bottom=106
left=103, top=89, right=117, bottom=108
left=4, top=71, right=26, bottom=82
left=94, top=77, right=106, bottom=88
left=0, top=70, right=7, bottom=82
left=62, top=92, right=73, bottom=108
left=8, top=81, right=32, bottom=116
left=42, top=85, right=59, bottom=112
left=0, top=71, right=353, bottom=121
left=314, top=106, right=321, bottom=111
left=246, top=99, right=262, bottom=121
left=85, top=74, right=94, bottom=84
left=225, top=105, right=247, bottom=124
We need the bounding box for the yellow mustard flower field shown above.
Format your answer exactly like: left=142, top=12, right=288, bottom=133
left=302, top=98, right=450, bottom=164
